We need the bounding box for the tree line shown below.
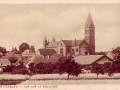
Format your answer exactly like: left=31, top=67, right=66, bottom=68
left=2, top=46, right=120, bottom=79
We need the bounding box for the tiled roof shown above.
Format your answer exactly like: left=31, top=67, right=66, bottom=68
left=33, top=55, right=58, bottom=65
left=0, top=56, right=8, bottom=59
left=12, top=54, right=22, bottom=59
left=0, top=58, right=10, bottom=66
left=62, top=40, right=84, bottom=46
left=46, top=41, right=59, bottom=48
left=23, top=59, right=31, bottom=66
left=106, top=51, right=115, bottom=60
left=38, top=49, right=56, bottom=56
left=5, top=52, right=14, bottom=57
left=51, top=54, right=64, bottom=59
left=74, top=55, right=112, bottom=65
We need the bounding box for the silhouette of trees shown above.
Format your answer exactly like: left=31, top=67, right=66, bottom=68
left=91, top=63, right=104, bottom=79
left=57, top=56, right=81, bottom=79
left=19, top=43, right=29, bottom=53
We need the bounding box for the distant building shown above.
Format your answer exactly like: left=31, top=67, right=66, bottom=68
left=74, top=55, right=113, bottom=66
left=0, top=56, right=11, bottom=73
left=43, top=12, right=95, bottom=57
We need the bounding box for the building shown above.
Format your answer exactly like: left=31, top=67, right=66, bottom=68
left=0, top=56, right=11, bottom=73
left=74, top=55, right=113, bottom=66
left=43, top=12, right=95, bottom=57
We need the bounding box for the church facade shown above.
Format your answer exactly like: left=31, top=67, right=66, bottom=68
left=43, top=12, right=95, bottom=57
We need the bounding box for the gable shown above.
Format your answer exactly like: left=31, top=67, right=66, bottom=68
left=46, top=41, right=59, bottom=48
left=57, top=40, right=66, bottom=47
left=79, top=40, right=89, bottom=47
left=93, top=56, right=113, bottom=64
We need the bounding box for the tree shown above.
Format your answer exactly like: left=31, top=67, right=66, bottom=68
left=112, top=47, right=120, bottom=61
left=103, top=62, right=113, bottom=77
left=58, top=56, right=81, bottom=79
left=28, top=62, right=35, bottom=75
left=34, top=62, right=54, bottom=74
left=12, top=61, right=27, bottom=75
left=19, top=43, right=29, bottom=53
left=30, top=45, right=35, bottom=53
left=8, top=56, right=18, bottom=65
left=91, top=63, right=104, bottom=79
left=0, top=46, right=7, bottom=56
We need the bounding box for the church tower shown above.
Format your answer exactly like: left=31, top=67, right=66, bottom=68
left=85, top=12, right=95, bottom=54
left=43, top=36, right=48, bottom=49
left=52, top=36, right=55, bottom=42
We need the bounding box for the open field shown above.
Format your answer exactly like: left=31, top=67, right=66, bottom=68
left=1, top=74, right=120, bottom=85
left=19, top=79, right=120, bottom=85
left=30, top=73, right=120, bottom=80
left=0, top=74, right=29, bottom=85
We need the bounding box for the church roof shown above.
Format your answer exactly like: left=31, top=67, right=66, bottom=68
left=62, top=40, right=85, bottom=46
left=43, top=36, right=47, bottom=42
left=52, top=36, right=55, bottom=42
left=46, top=41, right=60, bottom=48
left=85, top=12, right=94, bottom=27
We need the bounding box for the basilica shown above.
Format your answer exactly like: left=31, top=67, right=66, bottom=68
left=43, top=12, right=95, bottom=57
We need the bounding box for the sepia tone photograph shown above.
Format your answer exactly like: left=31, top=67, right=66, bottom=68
left=0, top=2, right=120, bottom=86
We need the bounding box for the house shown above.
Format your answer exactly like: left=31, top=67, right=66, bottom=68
left=74, top=55, right=113, bottom=66
left=23, top=53, right=63, bottom=68
left=74, top=55, right=113, bottom=73
left=0, top=56, right=11, bottom=73
left=43, top=12, right=95, bottom=57
left=22, top=49, right=36, bottom=60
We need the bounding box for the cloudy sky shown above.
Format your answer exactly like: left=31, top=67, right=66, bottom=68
left=0, top=4, right=120, bottom=52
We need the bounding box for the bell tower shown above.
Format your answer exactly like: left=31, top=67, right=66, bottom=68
left=85, top=12, right=95, bottom=54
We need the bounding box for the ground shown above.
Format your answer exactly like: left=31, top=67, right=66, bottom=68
left=1, top=73, right=120, bottom=85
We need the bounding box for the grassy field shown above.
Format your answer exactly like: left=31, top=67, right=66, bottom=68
left=0, top=74, right=29, bottom=85
left=1, top=73, right=120, bottom=85
left=19, top=79, right=120, bottom=85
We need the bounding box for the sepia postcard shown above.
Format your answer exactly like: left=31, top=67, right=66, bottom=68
left=0, top=0, right=120, bottom=90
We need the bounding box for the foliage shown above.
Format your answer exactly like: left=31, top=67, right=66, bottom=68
left=34, top=62, right=54, bottom=74
left=8, top=56, right=18, bottom=64
left=102, top=62, right=113, bottom=76
left=112, top=47, right=120, bottom=61
left=28, top=63, right=35, bottom=75
left=91, top=63, right=104, bottom=79
left=19, top=43, right=29, bottom=53
left=29, top=45, right=35, bottom=52
left=3, top=65, right=15, bottom=73
left=0, top=46, right=7, bottom=56
left=95, top=51, right=106, bottom=55
left=57, top=56, right=81, bottom=79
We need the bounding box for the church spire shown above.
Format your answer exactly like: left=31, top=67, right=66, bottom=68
left=85, top=12, right=94, bottom=28
left=43, top=36, right=47, bottom=42
left=43, top=36, right=48, bottom=49
left=52, top=36, right=55, bottom=42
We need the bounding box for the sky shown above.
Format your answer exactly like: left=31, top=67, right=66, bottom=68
left=0, top=4, right=120, bottom=52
